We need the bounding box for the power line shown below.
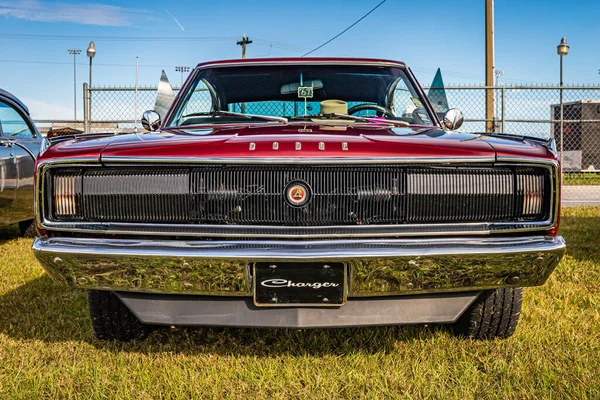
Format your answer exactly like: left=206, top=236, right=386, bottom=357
left=0, top=33, right=238, bottom=42
left=0, top=33, right=554, bottom=84
left=253, top=39, right=348, bottom=57
left=302, top=0, right=387, bottom=57
left=252, top=42, right=273, bottom=58
left=0, top=31, right=346, bottom=56
left=0, top=58, right=179, bottom=68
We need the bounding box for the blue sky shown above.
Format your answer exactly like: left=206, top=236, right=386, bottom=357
left=0, top=0, right=599, bottom=119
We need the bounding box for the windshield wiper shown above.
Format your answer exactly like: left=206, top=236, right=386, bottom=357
left=181, top=110, right=287, bottom=124
left=290, top=113, right=409, bottom=127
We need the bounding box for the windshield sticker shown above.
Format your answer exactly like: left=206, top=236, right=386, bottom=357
left=411, top=97, right=423, bottom=108
left=297, top=86, right=314, bottom=99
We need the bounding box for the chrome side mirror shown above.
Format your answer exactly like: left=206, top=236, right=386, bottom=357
left=141, top=110, right=161, bottom=132
left=442, top=108, right=464, bottom=130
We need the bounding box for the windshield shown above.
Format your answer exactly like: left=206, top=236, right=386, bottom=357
left=166, top=63, right=435, bottom=128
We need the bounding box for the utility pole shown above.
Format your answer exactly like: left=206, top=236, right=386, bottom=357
left=237, top=35, right=252, bottom=114
left=67, top=48, right=81, bottom=121
left=175, top=66, right=190, bottom=86
left=237, top=34, right=252, bottom=59
left=485, top=0, right=495, bottom=133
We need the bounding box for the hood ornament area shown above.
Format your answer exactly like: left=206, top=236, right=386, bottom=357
left=285, top=182, right=311, bottom=207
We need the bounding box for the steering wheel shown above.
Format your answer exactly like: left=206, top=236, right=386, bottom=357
left=347, top=104, right=396, bottom=119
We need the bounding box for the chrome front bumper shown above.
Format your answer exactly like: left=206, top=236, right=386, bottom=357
left=32, top=235, right=566, bottom=296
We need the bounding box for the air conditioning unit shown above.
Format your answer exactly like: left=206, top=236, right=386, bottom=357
left=551, top=100, right=600, bottom=172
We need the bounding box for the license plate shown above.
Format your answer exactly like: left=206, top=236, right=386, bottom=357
left=253, top=262, right=347, bottom=307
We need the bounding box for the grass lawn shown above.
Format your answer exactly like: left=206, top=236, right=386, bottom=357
left=563, top=173, right=600, bottom=186
left=1, top=208, right=599, bottom=399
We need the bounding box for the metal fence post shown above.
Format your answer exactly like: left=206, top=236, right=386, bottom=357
left=559, top=75, right=564, bottom=171
left=89, top=84, right=93, bottom=131
left=501, top=86, right=506, bottom=132
left=83, top=82, right=89, bottom=133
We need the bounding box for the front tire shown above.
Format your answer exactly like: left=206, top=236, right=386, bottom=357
left=18, top=219, right=37, bottom=238
left=88, top=290, right=151, bottom=341
left=453, top=288, right=523, bottom=339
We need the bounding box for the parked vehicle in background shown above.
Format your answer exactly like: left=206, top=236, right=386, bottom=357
left=32, top=58, right=566, bottom=341
left=0, top=89, right=40, bottom=236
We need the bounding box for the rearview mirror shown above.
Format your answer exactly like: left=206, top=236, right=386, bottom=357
left=280, top=79, right=323, bottom=95
left=442, top=108, right=464, bottom=130
left=141, top=110, right=161, bottom=132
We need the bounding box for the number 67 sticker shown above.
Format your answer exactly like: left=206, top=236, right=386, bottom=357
left=298, top=86, right=314, bottom=99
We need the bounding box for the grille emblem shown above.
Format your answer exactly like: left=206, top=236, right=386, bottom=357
left=285, top=182, right=310, bottom=207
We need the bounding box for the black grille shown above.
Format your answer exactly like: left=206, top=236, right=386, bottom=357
left=50, top=165, right=551, bottom=226
left=82, top=169, right=190, bottom=223
left=406, top=168, right=515, bottom=222
left=191, top=166, right=404, bottom=225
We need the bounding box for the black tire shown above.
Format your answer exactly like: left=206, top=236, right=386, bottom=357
left=88, top=290, right=151, bottom=341
left=18, top=219, right=37, bottom=238
left=453, top=288, right=523, bottom=340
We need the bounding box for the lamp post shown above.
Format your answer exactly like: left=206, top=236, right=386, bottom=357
left=86, top=41, right=96, bottom=132
left=557, top=37, right=569, bottom=170
left=494, top=69, right=504, bottom=132
left=67, top=48, right=81, bottom=121
left=175, top=66, right=190, bottom=87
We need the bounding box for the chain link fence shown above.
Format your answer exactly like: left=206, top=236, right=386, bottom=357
left=34, top=84, right=600, bottom=205
left=436, top=86, right=600, bottom=206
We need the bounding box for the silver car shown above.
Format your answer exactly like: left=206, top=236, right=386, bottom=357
left=0, top=89, right=41, bottom=236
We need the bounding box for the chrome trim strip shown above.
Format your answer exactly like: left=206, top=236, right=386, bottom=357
left=196, top=60, right=407, bottom=70
left=36, top=221, right=553, bottom=238
left=32, top=235, right=566, bottom=296
left=495, top=156, right=559, bottom=165
left=100, top=156, right=497, bottom=164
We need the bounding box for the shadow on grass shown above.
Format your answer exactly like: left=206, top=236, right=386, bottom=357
left=0, top=223, right=21, bottom=245
left=0, top=276, right=443, bottom=355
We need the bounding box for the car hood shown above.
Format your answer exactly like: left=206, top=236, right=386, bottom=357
left=99, top=123, right=499, bottom=161
left=40, top=123, right=555, bottom=163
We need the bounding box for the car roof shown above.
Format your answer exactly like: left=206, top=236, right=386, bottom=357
left=195, top=57, right=406, bottom=69
left=0, top=89, right=30, bottom=115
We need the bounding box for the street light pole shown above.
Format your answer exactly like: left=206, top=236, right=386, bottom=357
left=175, top=66, right=190, bottom=87
left=237, top=35, right=252, bottom=114
left=67, top=48, right=81, bottom=121
left=86, top=41, right=96, bottom=132
left=494, top=69, right=504, bottom=132
left=557, top=37, right=569, bottom=171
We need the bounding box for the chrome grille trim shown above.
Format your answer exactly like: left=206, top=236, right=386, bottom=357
left=100, top=156, right=496, bottom=164
left=36, top=159, right=559, bottom=238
